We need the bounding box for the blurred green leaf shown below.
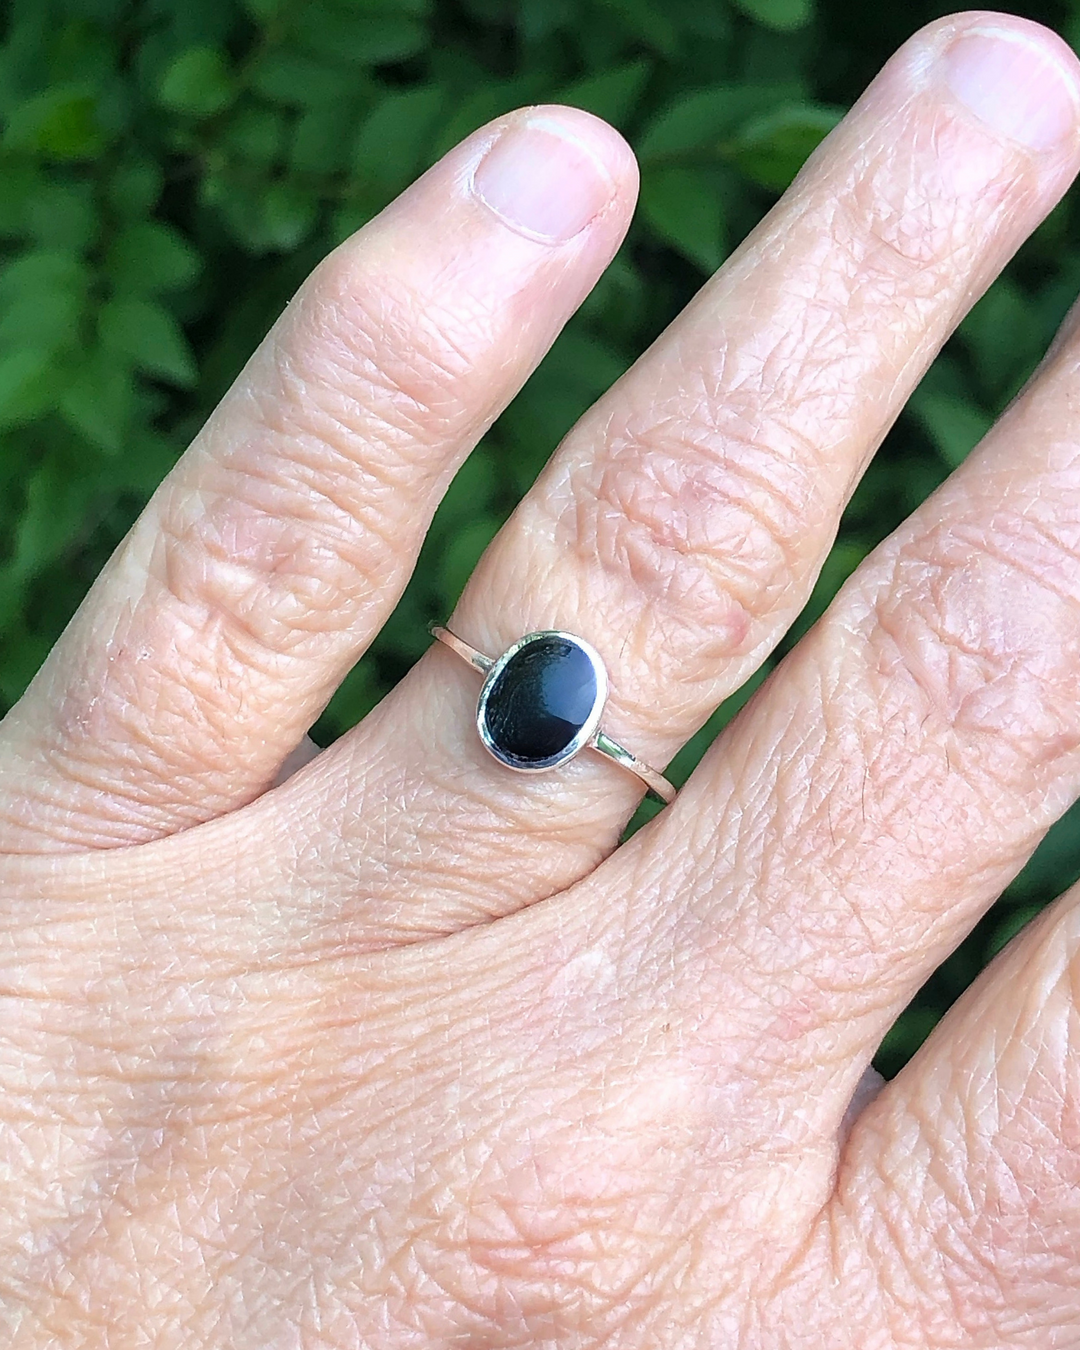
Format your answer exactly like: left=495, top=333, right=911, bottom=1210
left=223, top=104, right=287, bottom=166
left=0, top=249, right=88, bottom=354
left=99, top=296, right=197, bottom=386
left=875, top=1006, right=939, bottom=1078
left=726, top=102, right=842, bottom=190
left=158, top=47, right=236, bottom=117
left=0, top=348, right=60, bottom=428
left=291, top=101, right=358, bottom=175
left=960, top=276, right=1043, bottom=402
left=594, top=0, right=681, bottom=55
left=731, top=0, right=815, bottom=32
left=292, top=5, right=428, bottom=65
left=256, top=180, right=320, bottom=252
left=556, top=59, right=653, bottom=128
left=106, top=221, right=201, bottom=294
left=59, top=351, right=136, bottom=455
left=437, top=516, right=502, bottom=607
left=6, top=452, right=89, bottom=579
left=248, top=51, right=353, bottom=106
left=23, top=178, right=99, bottom=249
left=639, top=81, right=804, bottom=161
left=352, top=85, right=445, bottom=192
left=640, top=163, right=725, bottom=272
left=106, top=158, right=164, bottom=217
left=5, top=86, right=108, bottom=160
left=986, top=903, right=1045, bottom=961
left=909, top=389, right=993, bottom=469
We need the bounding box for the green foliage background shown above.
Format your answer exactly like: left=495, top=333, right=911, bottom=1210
left=2, top=0, right=1080, bottom=1072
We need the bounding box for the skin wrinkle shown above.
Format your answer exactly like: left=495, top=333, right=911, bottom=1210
left=0, top=106, right=639, bottom=853
left=14, top=15, right=1080, bottom=1348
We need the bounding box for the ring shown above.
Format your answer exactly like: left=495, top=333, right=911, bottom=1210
left=430, top=625, right=676, bottom=805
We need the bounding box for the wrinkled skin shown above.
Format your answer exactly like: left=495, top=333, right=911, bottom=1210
left=5, top=10, right=1080, bottom=1347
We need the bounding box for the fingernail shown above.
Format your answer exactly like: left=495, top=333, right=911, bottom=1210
left=942, top=29, right=1080, bottom=152
left=472, top=118, right=615, bottom=243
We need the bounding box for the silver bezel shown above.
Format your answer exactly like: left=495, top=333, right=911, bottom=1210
left=476, top=630, right=608, bottom=773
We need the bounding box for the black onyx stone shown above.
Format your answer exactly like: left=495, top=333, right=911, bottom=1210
left=480, top=635, right=599, bottom=768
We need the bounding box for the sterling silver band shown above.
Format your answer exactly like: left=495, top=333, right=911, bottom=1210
left=431, top=624, right=676, bottom=805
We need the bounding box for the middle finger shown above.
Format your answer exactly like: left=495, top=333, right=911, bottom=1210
left=276, top=13, right=1080, bottom=940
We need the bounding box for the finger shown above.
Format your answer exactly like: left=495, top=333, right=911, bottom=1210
left=275, top=12, right=1080, bottom=939
left=615, top=127, right=1080, bottom=1129
left=827, top=884, right=1080, bottom=1347
left=0, top=108, right=637, bottom=852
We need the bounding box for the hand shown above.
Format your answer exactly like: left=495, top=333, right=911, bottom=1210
left=3, top=11, right=1080, bottom=1346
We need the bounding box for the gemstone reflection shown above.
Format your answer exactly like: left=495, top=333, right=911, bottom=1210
left=479, top=634, right=601, bottom=768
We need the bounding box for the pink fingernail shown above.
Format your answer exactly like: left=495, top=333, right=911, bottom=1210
left=472, top=118, right=615, bottom=243
left=942, top=29, right=1080, bottom=152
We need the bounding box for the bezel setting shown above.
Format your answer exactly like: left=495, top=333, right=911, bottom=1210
left=476, top=630, right=609, bottom=773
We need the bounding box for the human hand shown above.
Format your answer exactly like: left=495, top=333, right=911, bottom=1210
left=3, top=10, right=1080, bottom=1346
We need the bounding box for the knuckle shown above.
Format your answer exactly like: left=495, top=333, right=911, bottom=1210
left=836, top=96, right=1018, bottom=277
left=556, top=395, right=830, bottom=687
left=151, top=461, right=379, bottom=662
left=273, top=247, right=493, bottom=461
left=867, top=508, right=1080, bottom=789
left=435, top=1100, right=698, bottom=1343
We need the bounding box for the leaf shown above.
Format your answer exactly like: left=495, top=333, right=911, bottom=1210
left=4, top=87, right=108, bottom=161
left=985, top=903, right=1045, bottom=961
left=205, top=172, right=321, bottom=254
left=225, top=104, right=287, bottom=166
left=292, top=6, right=428, bottom=66
left=0, top=277, right=84, bottom=354
left=593, top=0, right=680, bottom=56
left=242, top=0, right=287, bottom=20
left=909, top=390, right=992, bottom=469
left=59, top=349, right=136, bottom=454
left=106, top=221, right=202, bottom=294
left=726, top=102, right=843, bottom=191
left=639, top=164, right=725, bottom=273
left=556, top=60, right=653, bottom=129
left=437, top=516, right=502, bottom=607
left=0, top=162, right=41, bottom=238
left=639, top=81, right=804, bottom=161
left=256, top=181, right=320, bottom=252
left=731, top=0, right=815, bottom=32
left=500, top=327, right=628, bottom=492
left=247, top=52, right=353, bottom=107
left=24, top=179, right=99, bottom=250
left=518, top=0, right=577, bottom=43
left=959, top=276, right=1042, bottom=401
left=352, top=85, right=445, bottom=193
left=0, top=250, right=89, bottom=352
left=0, top=349, right=60, bottom=429
left=99, top=298, right=197, bottom=387
left=107, top=159, right=165, bottom=217
left=291, top=101, right=359, bottom=175
left=875, top=1006, right=939, bottom=1077
left=158, top=47, right=237, bottom=118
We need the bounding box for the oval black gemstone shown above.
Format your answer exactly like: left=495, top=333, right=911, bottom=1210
left=480, top=635, right=600, bottom=767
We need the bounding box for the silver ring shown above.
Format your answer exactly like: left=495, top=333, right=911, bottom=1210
left=430, top=625, right=676, bottom=805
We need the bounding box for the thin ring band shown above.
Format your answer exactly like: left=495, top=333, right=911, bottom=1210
left=430, top=624, right=677, bottom=805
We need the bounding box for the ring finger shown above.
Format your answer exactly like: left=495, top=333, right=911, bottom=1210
left=275, top=12, right=1080, bottom=940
